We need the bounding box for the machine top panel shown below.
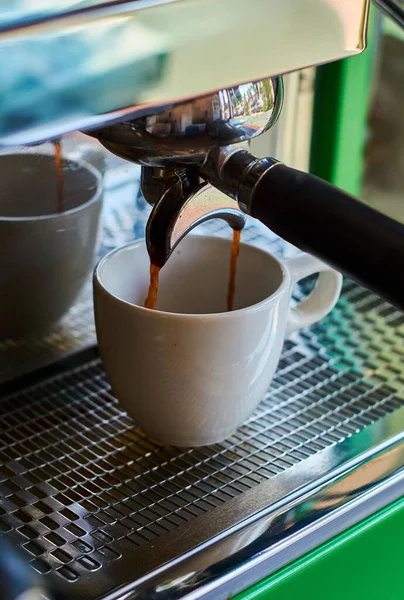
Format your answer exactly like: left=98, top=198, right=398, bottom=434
left=0, top=0, right=369, bottom=145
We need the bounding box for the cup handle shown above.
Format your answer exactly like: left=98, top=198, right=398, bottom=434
left=285, top=253, right=343, bottom=336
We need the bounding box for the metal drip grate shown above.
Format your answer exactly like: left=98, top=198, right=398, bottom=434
left=0, top=164, right=404, bottom=596
left=1, top=284, right=403, bottom=587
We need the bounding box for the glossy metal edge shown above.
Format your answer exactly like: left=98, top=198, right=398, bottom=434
left=0, top=0, right=179, bottom=32
left=373, top=0, right=404, bottom=28
left=0, top=0, right=370, bottom=145
left=47, top=405, right=404, bottom=600
left=192, top=471, right=404, bottom=600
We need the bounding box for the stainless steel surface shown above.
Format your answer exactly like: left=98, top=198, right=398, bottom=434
left=104, top=422, right=404, bottom=600
left=0, top=0, right=370, bottom=146
left=0, top=336, right=403, bottom=598
left=200, top=148, right=280, bottom=213
left=91, top=78, right=283, bottom=167
left=236, top=157, right=280, bottom=215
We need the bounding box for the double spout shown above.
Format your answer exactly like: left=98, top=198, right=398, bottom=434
left=92, top=77, right=284, bottom=267
left=142, top=167, right=246, bottom=268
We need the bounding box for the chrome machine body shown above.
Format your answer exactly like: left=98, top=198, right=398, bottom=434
left=0, top=0, right=369, bottom=146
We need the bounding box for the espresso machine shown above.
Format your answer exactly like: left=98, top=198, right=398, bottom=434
left=0, top=1, right=404, bottom=599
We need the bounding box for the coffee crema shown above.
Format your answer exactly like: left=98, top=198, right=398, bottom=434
left=144, top=228, right=241, bottom=312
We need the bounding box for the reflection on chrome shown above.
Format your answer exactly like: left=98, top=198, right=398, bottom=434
left=145, top=80, right=275, bottom=137
left=90, top=78, right=283, bottom=167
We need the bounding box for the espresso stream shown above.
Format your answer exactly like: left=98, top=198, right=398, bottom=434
left=54, top=140, right=64, bottom=213
left=227, top=229, right=240, bottom=311
left=144, top=229, right=241, bottom=311
left=144, top=263, right=161, bottom=310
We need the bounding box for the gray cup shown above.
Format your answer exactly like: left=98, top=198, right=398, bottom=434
left=0, top=153, right=103, bottom=339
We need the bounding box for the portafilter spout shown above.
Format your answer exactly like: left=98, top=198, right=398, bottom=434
left=144, top=167, right=246, bottom=268
left=89, top=77, right=281, bottom=266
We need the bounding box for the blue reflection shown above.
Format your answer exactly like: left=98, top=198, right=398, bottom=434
left=0, top=1, right=108, bottom=27
left=0, top=14, right=168, bottom=143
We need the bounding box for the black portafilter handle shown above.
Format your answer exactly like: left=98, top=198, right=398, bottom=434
left=206, top=151, right=404, bottom=311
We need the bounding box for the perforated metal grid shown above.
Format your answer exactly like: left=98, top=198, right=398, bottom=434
left=1, top=278, right=404, bottom=587
left=1, top=161, right=404, bottom=592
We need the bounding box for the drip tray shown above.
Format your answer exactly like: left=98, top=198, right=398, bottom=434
left=1, top=275, right=404, bottom=598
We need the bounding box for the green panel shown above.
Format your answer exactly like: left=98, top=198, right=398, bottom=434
left=310, top=6, right=378, bottom=195
left=234, top=496, right=404, bottom=600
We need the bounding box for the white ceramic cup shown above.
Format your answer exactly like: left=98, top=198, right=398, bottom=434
left=94, top=235, right=342, bottom=447
left=0, top=153, right=103, bottom=339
